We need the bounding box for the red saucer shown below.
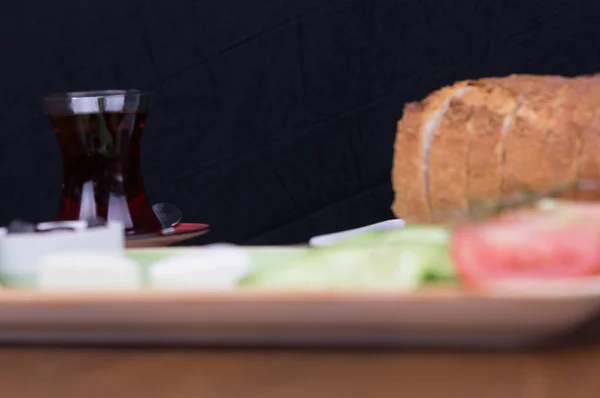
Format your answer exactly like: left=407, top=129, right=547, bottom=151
left=125, top=223, right=210, bottom=248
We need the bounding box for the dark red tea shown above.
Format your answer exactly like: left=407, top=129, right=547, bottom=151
left=49, top=110, right=161, bottom=235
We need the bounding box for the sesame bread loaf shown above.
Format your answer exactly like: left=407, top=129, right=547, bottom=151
left=391, top=74, right=600, bottom=223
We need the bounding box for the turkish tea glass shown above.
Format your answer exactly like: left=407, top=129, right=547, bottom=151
left=44, top=90, right=161, bottom=235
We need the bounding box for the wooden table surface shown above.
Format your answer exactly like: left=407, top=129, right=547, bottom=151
left=0, top=345, right=599, bottom=398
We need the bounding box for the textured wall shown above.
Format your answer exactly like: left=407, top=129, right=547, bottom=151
left=0, top=0, right=598, bottom=244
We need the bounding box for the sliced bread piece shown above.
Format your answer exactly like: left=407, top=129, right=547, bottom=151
left=463, top=81, right=522, bottom=217
left=392, top=82, right=470, bottom=222
left=576, top=74, right=600, bottom=201
left=501, top=76, right=569, bottom=194
left=391, top=101, right=426, bottom=221
left=427, top=85, right=474, bottom=221
left=545, top=76, right=595, bottom=199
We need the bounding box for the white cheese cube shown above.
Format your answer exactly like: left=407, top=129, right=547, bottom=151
left=149, top=245, right=251, bottom=290
left=37, top=251, right=141, bottom=291
left=0, top=221, right=124, bottom=286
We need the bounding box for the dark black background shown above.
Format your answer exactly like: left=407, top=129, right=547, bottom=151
left=0, top=0, right=599, bottom=244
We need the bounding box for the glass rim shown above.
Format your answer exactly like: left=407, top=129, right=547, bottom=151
left=44, top=89, right=158, bottom=101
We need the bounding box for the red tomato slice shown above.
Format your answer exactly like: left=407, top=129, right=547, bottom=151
left=451, top=204, right=600, bottom=287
